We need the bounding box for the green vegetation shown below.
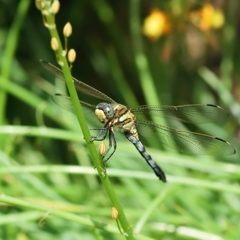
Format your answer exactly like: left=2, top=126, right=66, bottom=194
left=0, top=1, right=239, bottom=239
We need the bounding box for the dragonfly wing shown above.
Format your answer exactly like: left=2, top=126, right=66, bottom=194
left=132, top=104, right=229, bottom=124
left=52, top=94, right=95, bottom=111
left=52, top=94, right=103, bottom=128
left=40, top=60, right=116, bottom=103
left=136, top=120, right=236, bottom=156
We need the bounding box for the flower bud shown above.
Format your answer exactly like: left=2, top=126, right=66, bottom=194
left=51, top=1, right=60, bottom=14
left=111, top=207, right=118, bottom=219
left=51, top=37, right=59, bottom=51
left=35, top=0, right=42, bottom=10
left=98, top=141, right=106, bottom=155
left=63, top=22, right=72, bottom=38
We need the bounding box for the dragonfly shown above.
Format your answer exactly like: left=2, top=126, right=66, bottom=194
left=40, top=60, right=236, bottom=182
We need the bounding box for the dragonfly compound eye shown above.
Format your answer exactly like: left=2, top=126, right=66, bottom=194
left=103, top=104, right=114, bottom=119
left=95, top=103, right=114, bottom=123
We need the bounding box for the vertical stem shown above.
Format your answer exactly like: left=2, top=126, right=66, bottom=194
left=40, top=3, right=135, bottom=238
left=0, top=0, right=31, bottom=125
left=130, top=0, right=166, bottom=128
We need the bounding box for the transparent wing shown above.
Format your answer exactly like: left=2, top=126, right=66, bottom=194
left=40, top=60, right=116, bottom=103
left=52, top=94, right=95, bottom=112
left=132, top=104, right=229, bottom=124
left=136, top=120, right=236, bottom=156
left=52, top=94, right=102, bottom=128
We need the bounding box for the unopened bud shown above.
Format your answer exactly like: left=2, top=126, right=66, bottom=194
left=51, top=37, right=59, bottom=51
left=98, top=141, right=106, bottom=155
left=35, top=0, right=42, bottom=10
left=51, top=1, right=60, bottom=14
left=63, top=22, right=72, bottom=38
left=111, top=207, right=118, bottom=219
left=68, top=49, right=76, bottom=63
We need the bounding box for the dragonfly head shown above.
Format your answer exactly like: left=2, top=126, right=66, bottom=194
left=95, top=103, right=114, bottom=123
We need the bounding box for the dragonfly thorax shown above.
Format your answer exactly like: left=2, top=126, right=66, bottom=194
left=95, top=102, right=114, bottom=123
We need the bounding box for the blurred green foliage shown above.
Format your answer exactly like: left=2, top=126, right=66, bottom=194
left=0, top=0, right=240, bottom=240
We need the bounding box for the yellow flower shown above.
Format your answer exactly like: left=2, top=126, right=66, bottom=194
left=190, top=3, right=225, bottom=31
left=143, top=9, right=171, bottom=41
left=211, top=9, right=225, bottom=29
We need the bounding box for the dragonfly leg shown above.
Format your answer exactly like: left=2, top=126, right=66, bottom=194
left=91, top=127, right=108, bottom=141
left=102, top=130, right=117, bottom=165
left=124, top=131, right=166, bottom=182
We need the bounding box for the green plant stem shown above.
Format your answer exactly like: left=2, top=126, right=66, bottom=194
left=0, top=193, right=154, bottom=239
left=0, top=76, right=76, bottom=130
left=198, top=67, right=240, bottom=123
left=134, top=185, right=177, bottom=234
left=41, top=6, right=134, bottom=239
left=220, top=1, right=238, bottom=88
left=1, top=123, right=240, bottom=181
left=0, top=193, right=120, bottom=234
left=129, top=0, right=166, bottom=150
left=1, top=164, right=240, bottom=194
left=106, top=46, right=139, bottom=107
left=0, top=125, right=81, bottom=141
left=0, top=211, right=45, bottom=225
left=129, top=1, right=160, bottom=106
left=0, top=0, right=31, bottom=125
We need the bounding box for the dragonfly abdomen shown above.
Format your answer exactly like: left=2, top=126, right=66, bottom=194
left=124, top=131, right=167, bottom=182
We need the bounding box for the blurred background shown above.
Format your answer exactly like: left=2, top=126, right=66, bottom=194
left=0, top=0, right=240, bottom=239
